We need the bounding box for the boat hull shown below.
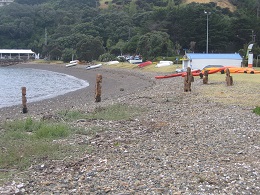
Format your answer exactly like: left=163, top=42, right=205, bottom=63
left=86, top=64, right=102, bottom=70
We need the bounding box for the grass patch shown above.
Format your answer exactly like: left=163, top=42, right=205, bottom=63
left=197, top=73, right=260, bottom=107
left=58, top=104, right=142, bottom=121
left=253, top=106, right=260, bottom=115
left=0, top=103, right=142, bottom=183
left=0, top=118, right=90, bottom=185
left=86, top=104, right=142, bottom=120
left=0, top=118, right=73, bottom=171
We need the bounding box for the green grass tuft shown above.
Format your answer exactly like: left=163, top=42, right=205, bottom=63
left=34, top=123, right=70, bottom=139
left=253, top=106, right=260, bottom=115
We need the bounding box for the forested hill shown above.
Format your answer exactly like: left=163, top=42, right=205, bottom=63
left=0, top=0, right=259, bottom=62
left=101, top=0, right=256, bottom=13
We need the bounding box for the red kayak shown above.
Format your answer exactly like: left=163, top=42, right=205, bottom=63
left=155, top=72, right=183, bottom=79
left=138, top=61, right=153, bottom=68
left=181, top=69, right=202, bottom=77
left=155, top=69, right=200, bottom=79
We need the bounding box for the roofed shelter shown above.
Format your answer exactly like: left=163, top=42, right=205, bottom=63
left=182, top=53, right=243, bottom=70
left=0, top=49, right=35, bottom=60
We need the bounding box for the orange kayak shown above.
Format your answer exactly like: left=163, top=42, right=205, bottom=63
left=155, top=69, right=200, bottom=79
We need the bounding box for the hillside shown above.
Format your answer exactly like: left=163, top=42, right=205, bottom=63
left=183, top=0, right=236, bottom=12
left=100, top=0, right=236, bottom=12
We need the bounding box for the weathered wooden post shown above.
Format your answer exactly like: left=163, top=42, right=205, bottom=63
left=203, top=70, right=209, bottom=84
left=21, top=87, right=28, bottom=113
left=226, top=68, right=233, bottom=86
left=95, top=74, right=102, bottom=102
left=184, top=67, right=194, bottom=92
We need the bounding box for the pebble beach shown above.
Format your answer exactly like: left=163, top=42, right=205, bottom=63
left=0, top=63, right=259, bottom=194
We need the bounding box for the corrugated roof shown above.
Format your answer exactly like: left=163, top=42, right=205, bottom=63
left=0, top=49, right=35, bottom=54
left=186, top=53, right=242, bottom=60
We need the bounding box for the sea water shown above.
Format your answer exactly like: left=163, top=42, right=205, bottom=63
left=0, top=67, right=89, bottom=108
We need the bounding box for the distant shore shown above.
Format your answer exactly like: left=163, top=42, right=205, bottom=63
left=0, top=63, right=155, bottom=121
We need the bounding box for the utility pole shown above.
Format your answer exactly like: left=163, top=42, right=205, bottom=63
left=204, top=10, right=211, bottom=53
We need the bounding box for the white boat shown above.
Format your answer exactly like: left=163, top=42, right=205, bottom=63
left=129, top=59, right=142, bottom=64
left=66, top=60, right=79, bottom=67
left=70, top=60, right=79, bottom=64
left=106, top=61, right=119, bottom=65
left=155, top=61, right=173, bottom=67
left=86, top=64, right=102, bottom=70
left=66, top=62, right=78, bottom=67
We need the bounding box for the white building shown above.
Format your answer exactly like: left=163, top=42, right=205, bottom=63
left=0, top=0, right=14, bottom=6
left=182, top=53, right=243, bottom=70
left=0, top=49, right=35, bottom=59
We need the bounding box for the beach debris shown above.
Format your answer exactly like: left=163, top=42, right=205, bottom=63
left=95, top=74, right=102, bottom=102
left=21, top=87, right=28, bottom=113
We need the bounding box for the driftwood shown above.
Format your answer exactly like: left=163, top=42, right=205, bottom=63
left=203, top=70, right=209, bottom=84
left=184, top=67, right=194, bottom=92
left=95, top=74, right=102, bottom=102
left=226, top=68, right=233, bottom=86
left=21, top=87, right=28, bottom=113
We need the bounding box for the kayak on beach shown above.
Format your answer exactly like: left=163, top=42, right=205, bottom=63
left=155, top=69, right=201, bottom=79
left=86, top=64, right=102, bottom=70
left=155, top=67, right=227, bottom=79
left=138, top=61, right=153, bottom=68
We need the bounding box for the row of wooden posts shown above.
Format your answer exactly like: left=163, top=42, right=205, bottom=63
left=21, top=69, right=232, bottom=113
left=21, top=74, right=103, bottom=114
left=184, top=67, right=233, bottom=92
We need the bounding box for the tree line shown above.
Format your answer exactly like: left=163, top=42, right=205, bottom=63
left=0, top=0, right=259, bottom=62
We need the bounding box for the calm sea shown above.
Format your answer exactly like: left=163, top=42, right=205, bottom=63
left=0, top=67, right=89, bottom=108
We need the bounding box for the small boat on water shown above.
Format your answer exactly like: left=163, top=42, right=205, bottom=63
left=86, top=64, right=102, bottom=70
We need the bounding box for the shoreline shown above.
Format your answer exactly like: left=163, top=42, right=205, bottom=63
left=0, top=63, right=155, bottom=121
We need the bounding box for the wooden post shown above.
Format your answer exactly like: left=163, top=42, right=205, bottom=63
left=184, top=67, right=193, bottom=92
left=226, top=68, right=233, bottom=86
left=95, top=74, right=102, bottom=102
left=21, top=87, right=28, bottom=113
left=203, top=70, right=209, bottom=84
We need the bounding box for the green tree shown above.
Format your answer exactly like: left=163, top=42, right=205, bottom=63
left=76, top=36, right=105, bottom=61
left=137, top=31, right=173, bottom=60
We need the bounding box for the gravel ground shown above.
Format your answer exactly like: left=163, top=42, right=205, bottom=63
left=0, top=63, right=259, bottom=194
